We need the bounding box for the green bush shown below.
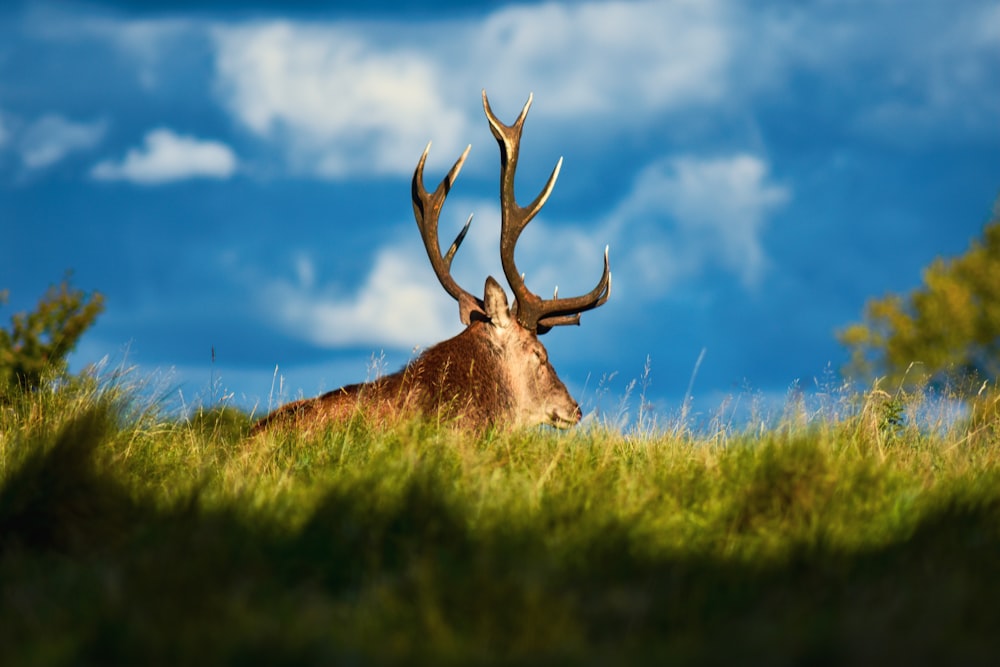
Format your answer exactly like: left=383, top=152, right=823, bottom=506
left=839, top=200, right=1000, bottom=391
left=0, top=275, right=104, bottom=401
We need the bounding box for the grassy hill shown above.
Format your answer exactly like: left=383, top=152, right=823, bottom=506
left=2, top=373, right=999, bottom=665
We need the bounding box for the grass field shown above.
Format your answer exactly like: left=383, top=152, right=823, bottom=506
left=2, top=371, right=1000, bottom=665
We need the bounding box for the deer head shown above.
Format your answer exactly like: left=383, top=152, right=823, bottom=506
left=411, top=90, right=611, bottom=428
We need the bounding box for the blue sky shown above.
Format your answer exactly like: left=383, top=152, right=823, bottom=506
left=2, top=0, right=998, bottom=420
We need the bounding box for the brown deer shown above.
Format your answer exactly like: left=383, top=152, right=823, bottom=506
left=252, top=91, right=611, bottom=434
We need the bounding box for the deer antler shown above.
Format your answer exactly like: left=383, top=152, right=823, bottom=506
left=482, top=90, right=611, bottom=334
left=412, top=141, right=483, bottom=325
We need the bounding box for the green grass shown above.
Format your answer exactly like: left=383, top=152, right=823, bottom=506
left=2, top=372, right=1000, bottom=665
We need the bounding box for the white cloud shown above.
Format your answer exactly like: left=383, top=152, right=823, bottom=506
left=213, top=22, right=470, bottom=178
left=609, top=154, right=790, bottom=292
left=19, top=1, right=997, bottom=186
left=210, top=2, right=737, bottom=179
left=19, top=114, right=107, bottom=169
left=471, top=0, right=732, bottom=115
left=207, top=1, right=999, bottom=181
left=24, top=11, right=201, bottom=91
left=91, top=128, right=237, bottom=184
left=262, top=240, right=460, bottom=349
left=293, top=253, right=316, bottom=290
left=255, top=196, right=612, bottom=351
left=754, top=2, right=1000, bottom=142
left=95, top=18, right=198, bottom=90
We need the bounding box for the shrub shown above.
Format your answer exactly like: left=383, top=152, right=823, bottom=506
left=0, top=274, right=104, bottom=401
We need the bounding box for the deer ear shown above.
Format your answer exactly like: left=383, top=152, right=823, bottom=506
left=483, top=276, right=512, bottom=328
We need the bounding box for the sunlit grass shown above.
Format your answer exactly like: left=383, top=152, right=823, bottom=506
left=2, top=368, right=1000, bottom=664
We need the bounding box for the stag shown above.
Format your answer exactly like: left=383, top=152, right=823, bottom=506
left=252, top=91, right=611, bottom=434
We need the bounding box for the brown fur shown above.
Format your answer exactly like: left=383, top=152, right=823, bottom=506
left=251, top=313, right=577, bottom=435
left=252, top=278, right=583, bottom=434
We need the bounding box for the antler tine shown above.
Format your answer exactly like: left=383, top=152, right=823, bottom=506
left=412, top=141, right=482, bottom=325
left=443, top=213, right=473, bottom=267
left=535, top=248, right=611, bottom=333
left=482, top=89, right=612, bottom=334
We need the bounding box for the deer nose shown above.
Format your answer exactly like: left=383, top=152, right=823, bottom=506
left=573, top=404, right=582, bottom=422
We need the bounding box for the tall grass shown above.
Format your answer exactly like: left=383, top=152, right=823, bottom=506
left=2, top=369, right=1000, bottom=665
